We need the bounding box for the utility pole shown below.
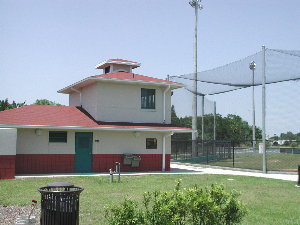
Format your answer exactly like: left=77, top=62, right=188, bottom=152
left=189, top=0, right=203, bottom=157
left=249, top=61, right=256, bottom=150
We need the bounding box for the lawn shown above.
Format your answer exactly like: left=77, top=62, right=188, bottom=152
left=209, top=153, right=300, bottom=171
left=1, top=174, right=299, bottom=225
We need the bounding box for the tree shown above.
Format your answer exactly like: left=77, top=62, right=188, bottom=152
left=0, top=99, right=26, bottom=111
left=171, top=105, right=262, bottom=142
left=34, top=99, right=63, bottom=106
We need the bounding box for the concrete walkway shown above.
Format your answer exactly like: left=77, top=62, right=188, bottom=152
left=171, top=162, right=298, bottom=182
left=15, top=162, right=298, bottom=182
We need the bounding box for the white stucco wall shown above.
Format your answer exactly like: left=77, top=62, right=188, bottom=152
left=69, top=83, right=99, bottom=120
left=111, top=64, right=131, bottom=73
left=93, top=130, right=171, bottom=154
left=69, top=82, right=172, bottom=124
left=69, top=91, right=80, bottom=106
left=17, top=129, right=75, bottom=154
left=0, top=128, right=17, bottom=155
left=16, top=128, right=171, bottom=155
left=96, top=83, right=171, bottom=123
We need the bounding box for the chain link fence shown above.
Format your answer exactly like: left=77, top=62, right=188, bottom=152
left=172, top=139, right=300, bottom=173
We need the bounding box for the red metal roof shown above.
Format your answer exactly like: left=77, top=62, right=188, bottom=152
left=0, top=105, right=191, bottom=132
left=95, top=58, right=141, bottom=69
left=93, top=72, right=179, bottom=84
left=58, top=72, right=183, bottom=94
left=0, top=105, right=98, bottom=127
left=108, top=59, right=138, bottom=64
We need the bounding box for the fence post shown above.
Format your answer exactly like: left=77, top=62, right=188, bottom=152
left=175, top=141, right=178, bottom=160
left=232, top=141, right=235, bottom=168
left=206, top=141, right=209, bottom=164
left=298, top=165, right=300, bottom=186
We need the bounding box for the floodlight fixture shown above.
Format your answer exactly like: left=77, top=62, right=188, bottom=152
left=249, top=61, right=256, bottom=71
left=189, top=0, right=203, bottom=10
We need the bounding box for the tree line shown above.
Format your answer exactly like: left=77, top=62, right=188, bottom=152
left=171, top=105, right=262, bottom=141
left=0, top=98, right=63, bottom=111
left=271, top=132, right=300, bottom=142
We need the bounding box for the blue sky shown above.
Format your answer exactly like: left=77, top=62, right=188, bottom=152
left=1, top=0, right=299, bottom=135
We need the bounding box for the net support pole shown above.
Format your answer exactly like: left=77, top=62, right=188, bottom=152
left=213, top=101, right=216, bottom=141
left=252, top=69, right=256, bottom=149
left=262, top=45, right=267, bottom=173
left=202, top=95, right=204, bottom=141
left=213, top=101, right=216, bottom=154
left=190, top=0, right=202, bottom=157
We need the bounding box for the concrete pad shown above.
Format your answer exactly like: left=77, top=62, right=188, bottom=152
left=15, top=162, right=298, bottom=182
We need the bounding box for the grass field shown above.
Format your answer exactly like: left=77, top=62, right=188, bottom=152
left=1, top=174, right=300, bottom=225
left=209, top=153, right=300, bottom=171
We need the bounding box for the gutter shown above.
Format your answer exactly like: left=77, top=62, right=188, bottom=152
left=162, top=132, right=174, bottom=171
left=0, top=124, right=192, bottom=133
left=163, top=85, right=171, bottom=123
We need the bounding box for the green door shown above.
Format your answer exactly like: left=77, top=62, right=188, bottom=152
left=75, top=132, right=93, bottom=173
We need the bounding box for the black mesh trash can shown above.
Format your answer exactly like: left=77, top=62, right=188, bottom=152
left=38, top=181, right=84, bottom=225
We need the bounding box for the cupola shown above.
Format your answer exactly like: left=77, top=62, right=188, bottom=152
left=95, top=59, right=141, bottom=74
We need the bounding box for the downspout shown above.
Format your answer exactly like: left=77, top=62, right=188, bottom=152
left=71, top=87, right=82, bottom=107
left=163, top=85, right=171, bottom=123
left=162, top=132, right=173, bottom=171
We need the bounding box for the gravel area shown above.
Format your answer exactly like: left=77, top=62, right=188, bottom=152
left=0, top=205, right=40, bottom=225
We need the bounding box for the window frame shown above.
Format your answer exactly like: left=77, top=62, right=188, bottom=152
left=146, top=138, right=157, bottom=149
left=141, top=88, right=156, bottom=109
left=49, top=131, right=67, bottom=143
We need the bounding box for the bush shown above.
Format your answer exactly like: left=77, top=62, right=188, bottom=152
left=290, top=142, right=298, bottom=148
left=105, top=180, right=247, bottom=225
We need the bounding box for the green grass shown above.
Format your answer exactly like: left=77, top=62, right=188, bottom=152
left=209, top=153, right=300, bottom=171
left=1, top=175, right=300, bottom=225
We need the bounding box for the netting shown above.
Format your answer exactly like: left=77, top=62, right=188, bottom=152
left=170, top=48, right=300, bottom=140
left=170, top=49, right=300, bottom=95
left=170, top=48, right=300, bottom=172
left=172, top=88, right=215, bottom=117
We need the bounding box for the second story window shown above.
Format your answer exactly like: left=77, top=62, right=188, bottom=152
left=141, top=88, right=155, bottom=109
left=104, top=66, right=110, bottom=74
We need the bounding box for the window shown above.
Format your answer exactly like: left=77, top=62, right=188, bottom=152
left=104, top=66, right=110, bottom=74
left=141, top=88, right=155, bottom=109
left=49, top=131, right=67, bottom=143
left=146, top=138, right=157, bottom=149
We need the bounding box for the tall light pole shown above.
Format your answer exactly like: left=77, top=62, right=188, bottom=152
left=249, top=61, right=256, bottom=150
left=189, top=0, right=203, bottom=157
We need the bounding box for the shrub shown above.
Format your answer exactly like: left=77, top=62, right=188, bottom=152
left=105, top=180, right=247, bottom=225
left=290, top=142, right=298, bottom=148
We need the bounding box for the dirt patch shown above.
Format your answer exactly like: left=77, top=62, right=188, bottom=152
left=0, top=205, right=40, bottom=225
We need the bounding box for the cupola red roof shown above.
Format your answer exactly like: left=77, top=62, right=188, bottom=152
left=95, top=58, right=141, bottom=69
left=58, top=72, right=184, bottom=94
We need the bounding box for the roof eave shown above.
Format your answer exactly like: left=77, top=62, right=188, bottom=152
left=58, top=77, right=185, bottom=94
left=0, top=124, right=192, bottom=133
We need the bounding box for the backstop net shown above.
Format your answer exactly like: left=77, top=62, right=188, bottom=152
left=170, top=48, right=300, bottom=172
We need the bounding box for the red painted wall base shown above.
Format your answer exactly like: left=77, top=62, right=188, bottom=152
left=11, top=154, right=170, bottom=177
left=16, top=154, right=74, bottom=175
left=93, top=154, right=170, bottom=172
left=0, top=155, right=16, bottom=179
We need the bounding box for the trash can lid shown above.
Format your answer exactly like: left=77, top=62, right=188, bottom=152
left=47, top=181, right=74, bottom=188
